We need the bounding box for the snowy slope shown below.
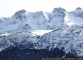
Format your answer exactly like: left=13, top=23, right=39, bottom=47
left=0, top=7, right=68, bottom=31
left=0, top=31, right=39, bottom=51
left=64, top=13, right=74, bottom=26
left=38, top=24, right=83, bottom=57
left=27, top=11, right=48, bottom=30
left=0, top=24, right=83, bottom=57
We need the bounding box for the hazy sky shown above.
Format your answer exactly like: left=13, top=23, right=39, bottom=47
left=0, top=0, right=83, bottom=18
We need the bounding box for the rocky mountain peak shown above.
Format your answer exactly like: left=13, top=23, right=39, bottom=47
left=75, top=7, right=82, bottom=11
left=12, top=9, right=27, bottom=19
left=52, top=7, right=66, bottom=17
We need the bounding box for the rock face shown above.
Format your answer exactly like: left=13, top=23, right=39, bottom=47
left=13, top=9, right=27, bottom=19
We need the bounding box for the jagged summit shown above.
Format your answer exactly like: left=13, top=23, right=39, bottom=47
left=47, top=7, right=66, bottom=30
left=16, top=9, right=26, bottom=13
left=13, top=9, right=27, bottom=19
left=68, top=7, right=83, bottom=15
left=75, top=7, right=83, bottom=16
left=0, top=7, right=83, bottom=31
left=52, top=7, right=66, bottom=17
left=75, top=7, right=82, bottom=11
left=0, top=9, right=32, bottom=33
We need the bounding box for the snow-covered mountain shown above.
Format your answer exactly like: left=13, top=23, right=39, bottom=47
left=0, top=9, right=32, bottom=34
left=27, top=11, right=48, bottom=30
left=0, top=7, right=83, bottom=31
left=0, top=7, right=68, bottom=32
left=0, top=7, right=83, bottom=58
left=23, top=8, right=67, bottom=30
left=47, top=7, right=66, bottom=29
left=67, top=7, right=83, bottom=25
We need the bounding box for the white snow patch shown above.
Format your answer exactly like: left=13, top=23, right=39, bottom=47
left=31, top=30, right=53, bottom=35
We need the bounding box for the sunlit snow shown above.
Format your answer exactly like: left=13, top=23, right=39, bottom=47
left=31, top=30, right=53, bottom=35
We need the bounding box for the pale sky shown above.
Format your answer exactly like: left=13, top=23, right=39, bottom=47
left=0, top=0, right=83, bottom=18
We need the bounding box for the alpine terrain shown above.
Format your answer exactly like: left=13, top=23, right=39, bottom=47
left=0, top=7, right=83, bottom=60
